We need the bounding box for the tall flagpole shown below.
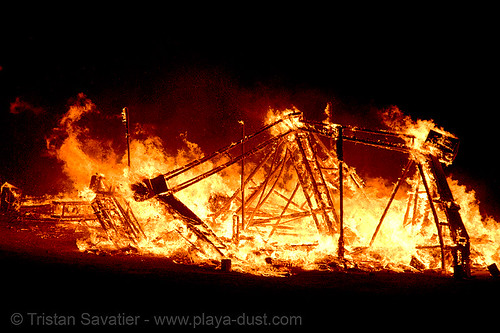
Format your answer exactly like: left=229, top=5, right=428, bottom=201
left=238, top=120, right=245, bottom=232
left=337, top=126, right=344, bottom=261
left=122, top=107, right=131, bottom=169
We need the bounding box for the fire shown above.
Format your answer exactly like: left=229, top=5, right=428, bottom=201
left=379, top=105, right=458, bottom=162
left=448, top=179, right=500, bottom=266
left=9, top=94, right=498, bottom=277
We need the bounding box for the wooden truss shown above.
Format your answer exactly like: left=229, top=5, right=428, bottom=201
left=133, top=111, right=470, bottom=277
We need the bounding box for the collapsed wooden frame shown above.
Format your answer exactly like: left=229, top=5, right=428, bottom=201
left=133, top=111, right=470, bottom=277
left=0, top=112, right=471, bottom=277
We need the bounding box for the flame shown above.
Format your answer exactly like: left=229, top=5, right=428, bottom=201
left=379, top=105, right=457, bottom=152
left=45, top=95, right=500, bottom=276
left=447, top=178, right=500, bottom=266
left=47, top=93, right=123, bottom=190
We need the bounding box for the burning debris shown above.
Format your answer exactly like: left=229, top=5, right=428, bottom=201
left=2, top=97, right=500, bottom=278
left=1, top=182, right=22, bottom=214
left=88, top=174, right=145, bottom=249
left=1, top=182, right=94, bottom=223
left=127, top=110, right=471, bottom=277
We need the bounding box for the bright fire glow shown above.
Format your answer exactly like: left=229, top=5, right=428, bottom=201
left=45, top=94, right=500, bottom=276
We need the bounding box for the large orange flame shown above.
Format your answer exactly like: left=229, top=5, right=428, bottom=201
left=46, top=95, right=499, bottom=276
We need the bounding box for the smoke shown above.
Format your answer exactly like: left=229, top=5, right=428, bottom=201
left=378, top=105, right=456, bottom=141
left=121, top=66, right=378, bottom=154
left=41, top=70, right=401, bottom=194
left=5, top=66, right=465, bottom=201
left=9, top=97, right=44, bottom=115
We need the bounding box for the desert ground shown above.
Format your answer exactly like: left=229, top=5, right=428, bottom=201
left=1, top=216, right=499, bottom=330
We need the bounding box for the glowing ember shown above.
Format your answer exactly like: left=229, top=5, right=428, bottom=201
left=4, top=94, right=499, bottom=277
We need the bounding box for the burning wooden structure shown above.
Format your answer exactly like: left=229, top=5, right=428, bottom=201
left=130, top=111, right=470, bottom=277
left=1, top=182, right=95, bottom=223
left=88, top=174, right=146, bottom=248
left=1, top=108, right=475, bottom=277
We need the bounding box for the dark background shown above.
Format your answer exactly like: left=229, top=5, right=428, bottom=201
left=1, top=6, right=499, bottom=331
left=1, top=5, right=498, bottom=216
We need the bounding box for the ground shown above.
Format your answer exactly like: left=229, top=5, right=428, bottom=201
left=1, top=216, right=499, bottom=331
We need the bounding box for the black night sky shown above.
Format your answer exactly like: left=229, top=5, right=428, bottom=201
left=1, top=6, right=498, bottom=216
